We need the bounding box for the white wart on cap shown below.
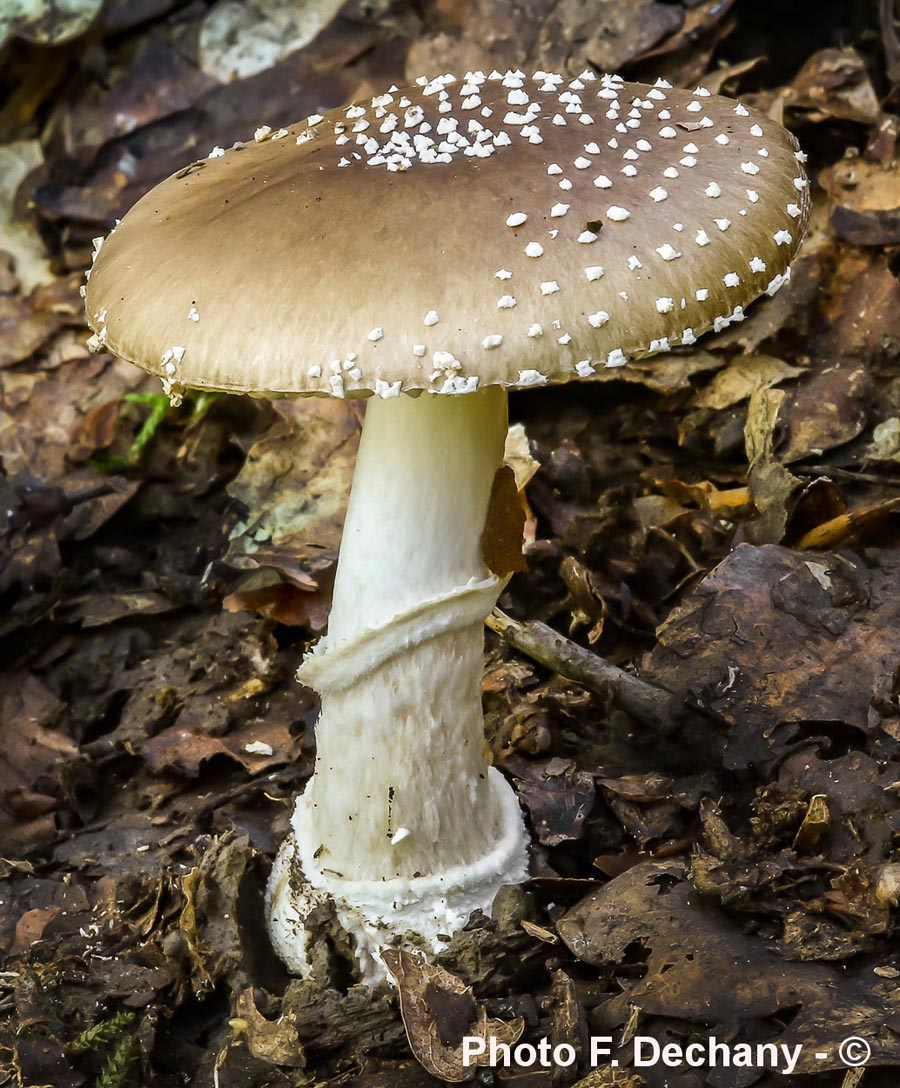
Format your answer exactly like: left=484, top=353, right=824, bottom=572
left=85, top=71, right=810, bottom=399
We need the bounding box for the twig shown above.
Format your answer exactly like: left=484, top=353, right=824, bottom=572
left=793, top=464, right=900, bottom=487
left=486, top=609, right=683, bottom=735
left=195, top=764, right=308, bottom=818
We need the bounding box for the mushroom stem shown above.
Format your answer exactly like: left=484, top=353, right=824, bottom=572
left=267, top=386, right=529, bottom=979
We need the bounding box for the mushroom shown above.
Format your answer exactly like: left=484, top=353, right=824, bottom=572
left=84, top=69, right=810, bottom=982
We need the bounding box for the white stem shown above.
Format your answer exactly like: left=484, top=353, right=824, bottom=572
left=267, top=387, right=529, bottom=978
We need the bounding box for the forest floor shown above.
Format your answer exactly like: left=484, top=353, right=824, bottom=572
left=1, top=0, right=900, bottom=1085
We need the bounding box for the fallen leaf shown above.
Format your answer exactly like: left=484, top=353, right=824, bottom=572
left=537, top=0, right=684, bottom=73
left=783, top=47, right=880, bottom=125
left=691, top=353, right=803, bottom=411
left=558, top=861, right=900, bottom=1074
left=223, top=572, right=332, bottom=631
left=226, top=397, right=360, bottom=585
left=644, top=544, right=900, bottom=767
left=383, top=950, right=524, bottom=1083
left=507, top=755, right=596, bottom=846
left=779, top=366, right=871, bottom=463
left=742, top=386, right=801, bottom=544
left=141, top=716, right=301, bottom=777
left=482, top=465, right=527, bottom=577
left=795, top=496, right=900, bottom=550
left=10, top=906, right=61, bottom=954
left=200, top=0, right=346, bottom=81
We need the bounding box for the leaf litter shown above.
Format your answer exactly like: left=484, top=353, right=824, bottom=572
left=0, top=2, right=899, bottom=1087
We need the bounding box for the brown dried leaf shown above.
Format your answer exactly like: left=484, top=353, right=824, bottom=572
left=384, top=949, right=524, bottom=1083
left=691, top=354, right=803, bottom=411
left=223, top=574, right=332, bottom=631
left=9, top=906, right=61, bottom=954
left=742, top=386, right=801, bottom=544
left=141, top=716, right=300, bottom=777
left=592, top=349, right=723, bottom=395
left=783, top=47, right=880, bottom=125
left=226, top=397, right=361, bottom=584
left=559, top=862, right=900, bottom=1073
left=537, top=0, right=683, bottom=73
left=779, top=366, right=871, bottom=463
left=0, top=354, right=140, bottom=483
left=68, top=397, right=121, bottom=461
left=0, top=672, right=73, bottom=841
left=644, top=544, right=900, bottom=767
left=820, top=251, right=900, bottom=363
left=482, top=465, right=527, bottom=577
left=67, top=590, right=178, bottom=628
left=632, top=0, right=736, bottom=64
left=507, top=755, right=596, bottom=846
left=0, top=293, right=65, bottom=368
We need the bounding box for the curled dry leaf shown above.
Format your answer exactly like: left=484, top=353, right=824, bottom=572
left=782, top=47, right=880, bottom=125
left=383, top=949, right=524, bottom=1082
left=481, top=465, right=527, bottom=577
left=742, top=386, right=801, bottom=545
left=691, top=353, right=803, bottom=411
left=223, top=571, right=333, bottom=632
left=792, top=793, right=830, bottom=852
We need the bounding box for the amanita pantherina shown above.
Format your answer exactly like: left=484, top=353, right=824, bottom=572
left=85, top=69, right=810, bottom=981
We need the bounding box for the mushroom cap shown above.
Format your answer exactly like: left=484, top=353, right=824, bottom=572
left=85, top=70, right=810, bottom=399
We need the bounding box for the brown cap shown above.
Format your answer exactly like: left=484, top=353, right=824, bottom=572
left=85, top=70, right=810, bottom=400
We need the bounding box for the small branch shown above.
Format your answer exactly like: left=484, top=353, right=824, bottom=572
left=195, top=763, right=307, bottom=818
left=793, top=464, right=900, bottom=488
left=486, top=609, right=682, bottom=735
